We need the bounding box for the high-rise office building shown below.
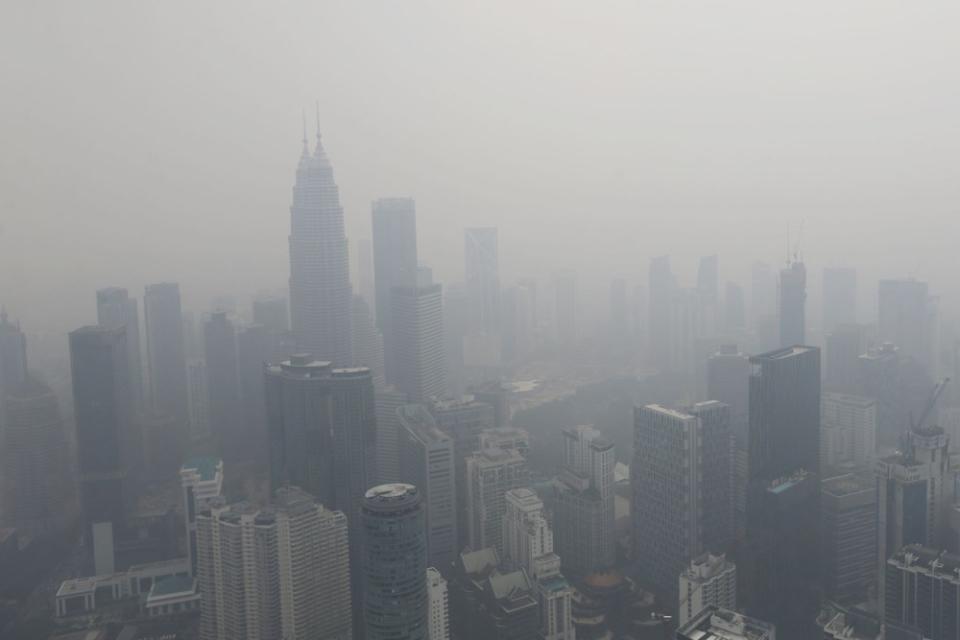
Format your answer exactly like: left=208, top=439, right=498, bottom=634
left=724, top=282, right=746, bottom=334
left=885, top=545, right=960, bottom=640
left=1, top=378, right=72, bottom=536
left=465, top=227, right=501, bottom=336
left=374, top=384, right=407, bottom=484
left=357, top=237, right=376, bottom=309
left=144, top=282, right=189, bottom=423
left=821, top=470, right=876, bottom=604
left=554, top=424, right=616, bottom=579
left=648, top=255, right=675, bottom=370
left=706, top=345, right=749, bottom=539
left=430, top=395, right=497, bottom=549
left=676, top=606, right=775, bottom=640
left=632, top=403, right=732, bottom=610
left=501, top=284, right=536, bottom=363
left=203, top=311, right=241, bottom=454
left=196, top=487, right=352, bottom=640
left=288, top=129, right=352, bottom=365
left=265, top=355, right=374, bottom=531
left=392, top=279, right=446, bottom=402
left=820, top=392, right=877, bottom=472
left=876, top=424, right=954, bottom=608
left=825, top=323, right=867, bottom=394
left=778, top=260, right=806, bottom=348
left=372, top=197, right=418, bottom=382
left=678, top=553, right=737, bottom=627
left=362, top=484, right=429, bottom=640
left=399, top=404, right=458, bottom=573
left=186, top=358, right=210, bottom=443
left=878, top=278, right=937, bottom=374
left=745, top=346, right=821, bottom=640
left=822, top=267, right=857, bottom=334
left=96, top=287, right=144, bottom=411
left=501, top=488, right=575, bottom=640
left=180, top=456, right=223, bottom=577
left=427, top=567, right=451, bottom=640
left=479, top=426, right=530, bottom=457
left=236, top=324, right=271, bottom=457
left=351, top=295, right=386, bottom=386
left=69, top=326, right=135, bottom=574
left=465, top=448, right=529, bottom=555
left=0, top=310, right=28, bottom=401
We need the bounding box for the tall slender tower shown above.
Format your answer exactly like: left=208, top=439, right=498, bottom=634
left=288, top=122, right=353, bottom=365
left=144, top=282, right=189, bottom=423
left=96, top=288, right=144, bottom=412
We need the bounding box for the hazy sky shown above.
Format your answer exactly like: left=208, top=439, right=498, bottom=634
left=3, top=1, right=960, bottom=335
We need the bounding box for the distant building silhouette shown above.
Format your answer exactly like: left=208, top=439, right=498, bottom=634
left=822, top=267, right=857, bottom=334
left=96, top=287, right=144, bottom=412
left=144, top=282, right=189, bottom=424
left=778, top=260, right=806, bottom=348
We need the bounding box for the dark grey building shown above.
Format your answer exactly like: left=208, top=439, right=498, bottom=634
left=237, top=323, right=271, bottom=459
left=203, top=311, right=241, bottom=456
left=372, top=197, right=418, bottom=384
left=821, top=470, right=877, bottom=604
left=69, top=326, right=134, bottom=567
left=745, top=345, right=821, bottom=640
left=676, top=606, right=775, bottom=640
left=706, top=345, right=749, bottom=539
left=778, top=260, right=806, bottom=348
left=265, top=355, right=374, bottom=527
left=822, top=267, right=857, bottom=334
left=96, top=287, right=144, bottom=412
left=0, top=310, right=28, bottom=400
left=885, top=545, right=960, bottom=640
left=825, top=323, right=868, bottom=394
left=288, top=130, right=353, bottom=365
left=144, top=282, right=189, bottom=424
left=362, top=483, right=429, bottom=640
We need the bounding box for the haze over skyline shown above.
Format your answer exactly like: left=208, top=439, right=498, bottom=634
left=3, top=0, right=960, bottom=335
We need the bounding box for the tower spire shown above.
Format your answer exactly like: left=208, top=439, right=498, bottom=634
left=301, top=109, right=308, bottom=156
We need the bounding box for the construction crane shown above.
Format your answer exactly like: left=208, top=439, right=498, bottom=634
left=912, top=377, right=951, bottom=433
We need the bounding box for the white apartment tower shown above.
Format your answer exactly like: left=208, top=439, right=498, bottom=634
left=196, top=487, right=352, bottom=640
left=427, top=567, right=450, bottom=640
left=465, top=448, right=529, bottom=555
left=678, top=552, right=737, bottom=626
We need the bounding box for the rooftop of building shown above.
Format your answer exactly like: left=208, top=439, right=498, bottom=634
left=364, top=483, right=420, bottom=511
left=751, top=345, right=816, bottom=361
left=678, top=606, right=775, bottom=640
left=488, top=569, right=533, bottom=602
left=398, top=404, right=450, bottom=442
left=148, top=575, right=195, bottom=598
left=266, top=354, right=370, bottom=379
left=471, top=447, right=526, bottom=465
left=767, top=468, right=811, bottom=494
left=822, top=471, right=874, bottom=498
left=460, top=547, right=500, bottom=578
left=180, top=456, right=222, bottom=481
left=822, top=392, right=876, bottom=407
left=640, top=403, right=695, bottom=421
left=890, top=545, right=960, bottom=579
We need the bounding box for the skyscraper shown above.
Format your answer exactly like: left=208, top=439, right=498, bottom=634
left=822, top=267, right=857, bottom=334
left=288, top=128, right=352, bottom=365
left=1, top=378, right=72, bottom=536
left=554, top=424, right=616, bottom=579
left=236, top=323, right=271, bottom=456
left=745, top=346, right=821, bottom=640
left=252, top=294, right=289, bottom=334
left=465, top=447, right=529, bottom=555
left=180, top=456, right=223, bottom=577
left=876, top=424, right=955, bottom=608
left=0, top=309, right=27, bottom=400
left=706, top=345, right=749, bottom=538
left=144, top=282, right=189, bottom=423
left=69, top=325, right=134, bottom=573
left=351, top=294, right=386, bottom=387
left=196, top=487, right=352, bottom=640
left=820, top=392, right=877, bottom=472
left=885, top=545, right=960, bottom=640
left=632, top=403, right=732, bottom=610
left=203, top=311, right=241, bottom=455
left=392, top=280, right=446, bottom=402
left=878, top=278, right=937, bottom=374
left=821, top=470, right=876, bottom=604
left=724, top=282, right=746, bottom=334
left=553, top=270, right=578, bottom=346
left=372, top=197, right=418, bottom=382
left=825, top=323, right=867, bottom=394
left=778, top=260, right=806, bottom=348
left=399, top=404, right=458, bottom=573
left=362, top=484, right=429, bottom=640
left=265, top=355, right=374, bottom=530
left=464, top=227, right=501, bottom=336
left=96, top=287, right=144, bottom=411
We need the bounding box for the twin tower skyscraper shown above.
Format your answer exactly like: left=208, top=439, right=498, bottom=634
left=288, top=124, right=353, bottom=365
